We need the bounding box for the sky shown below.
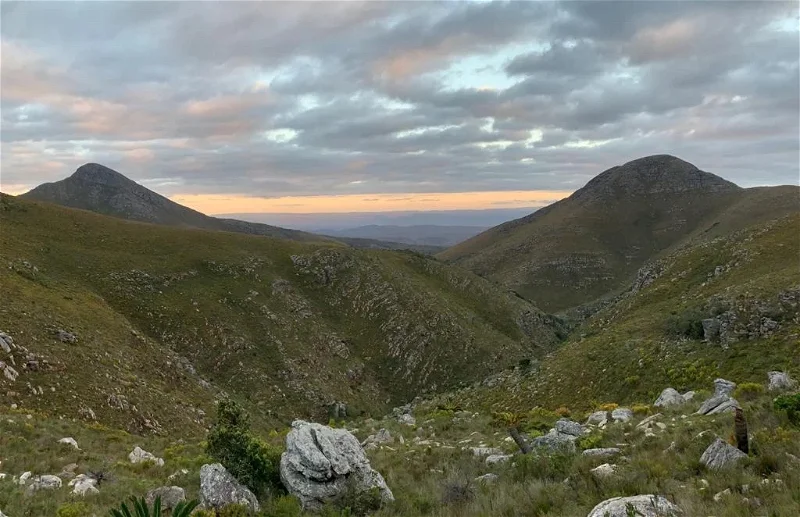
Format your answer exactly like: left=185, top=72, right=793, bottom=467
left=1, top=0, right=798, bottom=215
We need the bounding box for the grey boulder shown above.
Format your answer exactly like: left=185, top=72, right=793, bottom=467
left=279, top=420, right=394, bottom=511
left=531, top=429, right=577, bottom=453
left=582, top=448, right=621, bottom=458
left=25, top=475, right=62, bottom=496
left=654, top=388, right=685, bottom=407
left=587, top=495, right=682, bottom=517
left=555, top=418, right=584, bottom=436
left=696, top=379, right=739, bottom=415
left=200, top=463, right=260, bottom=513
left=768, top=371, right=797, bottom=392
left=585, top=411, right=609, bottom=426
left=146, top=486, right=186, bottom=510
left=700, top=438, right=747, bottom=470
left=611, top=408, right=633, bottom=423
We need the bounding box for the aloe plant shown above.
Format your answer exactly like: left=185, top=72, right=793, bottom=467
left=109, top=495, right=199, bottom=517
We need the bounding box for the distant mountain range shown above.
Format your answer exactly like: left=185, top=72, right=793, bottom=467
left=19, top=164, right=445, bottom=253
left=440, top=154, right=800, bottom=312
left=319, top=225, right=487, bottom=248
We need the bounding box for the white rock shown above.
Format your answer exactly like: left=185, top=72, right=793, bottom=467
left=474, top=473, right=498, bottom=484
left=611, top=408, right=633, bottom=423
left=146, top=486, right=186, bottom=509
left=587, top=495, right=682, bottom=517
left=25, top=474, right=62, bottom=495
left=68, top=474, right=99, bottom=496
left=279, top=420, right=393, bottom=511
left=471, top=447, right=502, bottom=457
left=585, top=411, right=608, bottom=426
left=768, top=371, right=797, bottom=391
left=590, top=463, right=616, bottom=479
left=485, top=454, right=513, bottom=466
left=713, top=488, right=732, bottom=502
left=128, top=446, right=164, bottom=467
left=18, top=471, right=32, bottom=485
left=397, top=413, right=416, bottom=425
left=582, top=448, right=621, bottom=458
left=58, top=437, right=80, bottom=449
left=555, top=418, right=584, bottom=436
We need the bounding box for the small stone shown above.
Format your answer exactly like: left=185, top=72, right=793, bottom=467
left=713, top=488, right=732, bottom=502
left=611, top=408, right=633, bottom=423
left=474, top=473, right=498, bottom=484
left=58, top=437, right=80, bottom=449
left=128, top=446, right=164, bottom=467
left=582, top=448, right=621, bottom=458
left=68, top=474, right=99, bottom=496
left=471, top=447, right=502, bottom=457
left=485, top=454, right=512, bottom=466
left=146, top=486, right=186, bottom=509
left=591, top=463, right=617, bottom=479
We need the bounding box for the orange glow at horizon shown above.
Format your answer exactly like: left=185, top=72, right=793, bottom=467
left=170, top=190, right=573, bottom=215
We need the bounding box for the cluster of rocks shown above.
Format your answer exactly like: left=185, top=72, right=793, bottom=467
left=653, top=388, right=695, bottom=408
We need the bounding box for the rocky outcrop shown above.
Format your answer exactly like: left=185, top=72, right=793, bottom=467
left=146, top=486, right=186, bottom=509
left=696, top=379, right=739, bottom=415
left=0, top=332, right=12, bottom=353
left=768, top=371, right=796, bottom=392
left=199, top=463, right=260, bottom=512
left=128, top=446, right=164, bottom=466
left=700, top=438, right=747, bottom=470
left=587, top=495, right=682, bottom=517
left=279, top=420, right=394, bottom=511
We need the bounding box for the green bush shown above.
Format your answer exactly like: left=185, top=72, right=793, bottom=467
left=218, top=504, right=251, bottom=517
left=259, top=496, right=303, bottom=517
left=207, top=399, right=284, bottom=498
left=578, top=433, right=603, bottom=450
left=734, top=382, right=765, bottom=401
left=665, top=308, right=705, bottom=339
left=774, top=393, right=800, bottom=425
left=57, top=502, right=91, bottom=517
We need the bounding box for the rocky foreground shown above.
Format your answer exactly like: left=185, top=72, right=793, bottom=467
left=2, top=370, right=799, bottom=516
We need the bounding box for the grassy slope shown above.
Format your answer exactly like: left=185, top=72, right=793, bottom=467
left=446, top=214, right=800, bottom=414
left=439, top=185, right=799, bottom=314
left=0, top=195, right=562, bottom=435
left=4, top=388, right=799, bottom=516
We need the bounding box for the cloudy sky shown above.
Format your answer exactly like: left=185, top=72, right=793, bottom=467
left=1, top=0, right=798, bottom=214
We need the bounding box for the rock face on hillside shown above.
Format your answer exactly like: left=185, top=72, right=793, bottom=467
left=700, top=438, right=747, bottom=470
left=280, top=420, right=394, bottom=510
left=697, top=379, right=739, bottom=415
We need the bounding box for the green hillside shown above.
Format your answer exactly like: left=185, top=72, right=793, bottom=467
left=0, top=194, right=564, bottom=436
left=443, top=213, right=800, bottom=414
left=439, top=155, right=800, bottom=313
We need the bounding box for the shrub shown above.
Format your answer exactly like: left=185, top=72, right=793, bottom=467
left=774, top=393, right=800, bottom=425
left=631, top=404, right=650, bottom=415
left=734, top=382, right=765, bottom=401
left=218, top=504, right=251, bottom=517
left=441, top=479, right=474, bottom=506
left=665, top=308, right=705, bottom=339
left=57, top=502, right=91, bottom=517
left=555, top=406, right=571, bottom=417
left=206, top=399, right=284, bottom=498
left=578, top=433, right=603, bottom=450
left=109, top=495, right=199, bottom=517
left=259, top=496, right=303, bottom=517
left=598, top=403, right=618, bottom=411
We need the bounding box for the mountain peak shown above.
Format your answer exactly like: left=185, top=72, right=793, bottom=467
left=69, top=163, right=136, bottom=188
left=574, top=154, right=741, bottom=202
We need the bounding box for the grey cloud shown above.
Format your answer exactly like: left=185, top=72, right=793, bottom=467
left=1, top=1, right=797, bottom=197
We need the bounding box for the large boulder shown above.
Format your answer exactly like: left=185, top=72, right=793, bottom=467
left=700, top=438, right=747, bottom=470
left=68, top=474, right=99, bottom=496
left=146, top=486, right=186, bottom=509
left=279, top=420, right=394, bottom=511
left=696, top=379, right=739, bottom=415
left=587, top=495, right=682, bottom=517
left=654, top=388, right=685, bottom=407
left=200, top=463, right=260, bottom=513
left=768, top=371, right=797, bottom=392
